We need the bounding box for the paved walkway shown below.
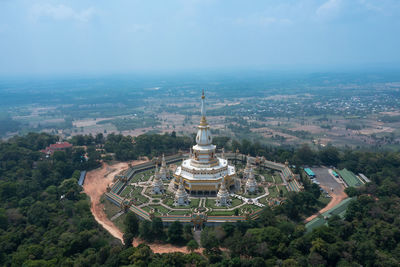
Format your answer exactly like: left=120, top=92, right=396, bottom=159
left=110, top=210, right=125, bottom=221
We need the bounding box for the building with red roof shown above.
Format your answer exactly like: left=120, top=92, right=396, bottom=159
left=40, top=141, right=73, bottom=156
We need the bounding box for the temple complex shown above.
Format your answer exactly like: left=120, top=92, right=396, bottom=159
left=105, top=90, right=303, bottom=226
left=174, top=91, right=236, bottom=196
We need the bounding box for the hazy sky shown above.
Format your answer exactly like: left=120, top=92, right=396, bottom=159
left=0, top=0, right=400, bottom=75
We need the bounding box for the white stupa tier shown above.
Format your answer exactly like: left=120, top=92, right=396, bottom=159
left=174, top=90, right=236, bottom=195
left=245, top=168, right=257, bottom=194
left=152, top=165, right=165, bottom=194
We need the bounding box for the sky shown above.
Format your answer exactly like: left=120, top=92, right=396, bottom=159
left=0, top=0, right=400, bottom=76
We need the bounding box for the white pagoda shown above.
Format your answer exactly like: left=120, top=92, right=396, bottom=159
left=243, top=155, right=253, bottom=179
left=152, top=165, right=164, bottom=194
left=245, top=168, right=257, bottom=194
left=216, top=176, right=231, bottom=206
left=159, top=154, right=169, bottom=180
left=174, top=90, right=236, bottom=195
left=174, top=177, right=189, bottom=206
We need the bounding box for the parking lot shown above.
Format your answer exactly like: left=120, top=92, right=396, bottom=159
left=311, top=167, right=344, bottom=193
left=305, top=167, right=347, bottom=222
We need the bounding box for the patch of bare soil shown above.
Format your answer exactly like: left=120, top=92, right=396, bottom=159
left=133, top=238, right=204, bottom=254
left=83, top=160, right=147, bottom=242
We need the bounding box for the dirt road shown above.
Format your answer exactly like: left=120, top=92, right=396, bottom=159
left=84, top=161, right=135, bottom=242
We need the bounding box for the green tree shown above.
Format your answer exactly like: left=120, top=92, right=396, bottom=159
left=167, top=221, right=183, bottom=244
left=151, top=217, right=164, bottom=240
left=319, top=145, right=340, bottom=166
left=124, top=212, right=139, bottom=236
left=187, top=239, right=199, bottom=252
left=139, top=220, right=153, bottom=242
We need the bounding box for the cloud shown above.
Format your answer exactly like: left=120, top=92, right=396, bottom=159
left=31, top=4, right=96, bottom=22
left=316, top=0, right=342, bottom=20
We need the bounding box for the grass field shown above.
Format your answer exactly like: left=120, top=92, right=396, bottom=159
left=142, top=205, right=170, bottom=215
left=102, top=194, right=121, bottom=219
left=258, top=197, right=269, bottom=205
left=208, top=210, right=236, bottom=216
left=241, top=187, right=266, bottom=198
left=130, top=169, right=153, bottom=183
left=263, top=175, right=275, bottom=183
left=274, top=174, right=283, bottom=183
left=278, top=185, right=288, bottom=195
left=240, top=204, right=262, bottom=213
left=268, top=186, right=279, bottom=198
left=129, top=186, right=149, bottom=204
left=168, top=210, right=191, bottom=215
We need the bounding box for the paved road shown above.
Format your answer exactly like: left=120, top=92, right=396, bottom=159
left=311, top=167, right=343, bottom=192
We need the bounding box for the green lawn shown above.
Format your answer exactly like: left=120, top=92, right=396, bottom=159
left=241, top=187, right=266, bottom=199
left=189, top=198, right=200, bottom=208
left=274, top=175, right=283, bottom=184
left=258, top=197, right=269, bottom=205
left=268, top=186, right=279, bottom=198
left=113, top=213, right=127, bottom=231
left=130, top=169, right=153, bottom=183
left=102, top=194, right=122, bottom=219
left=263, top=175, right=275, bottom=183
left=142, top=205, right=170, bottom=215
left=240, top=204, right=262, bottom=213
left=168, top=210, right=191, bottom=215
left=130, top=186, right=149, bottom=204
left=120, top=185, right=133, bottom=197
left=208, top=210, right=236, bottom=216
left=277, top=185, right=288, bottom=196
left=163, top=198, right=175, bottom=207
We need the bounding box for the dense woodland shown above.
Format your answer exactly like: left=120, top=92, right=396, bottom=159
left=1, top=132, right=400, bottom=266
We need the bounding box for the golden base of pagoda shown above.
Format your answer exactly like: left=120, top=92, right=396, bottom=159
left=173, top=174, right=234, bottom=195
